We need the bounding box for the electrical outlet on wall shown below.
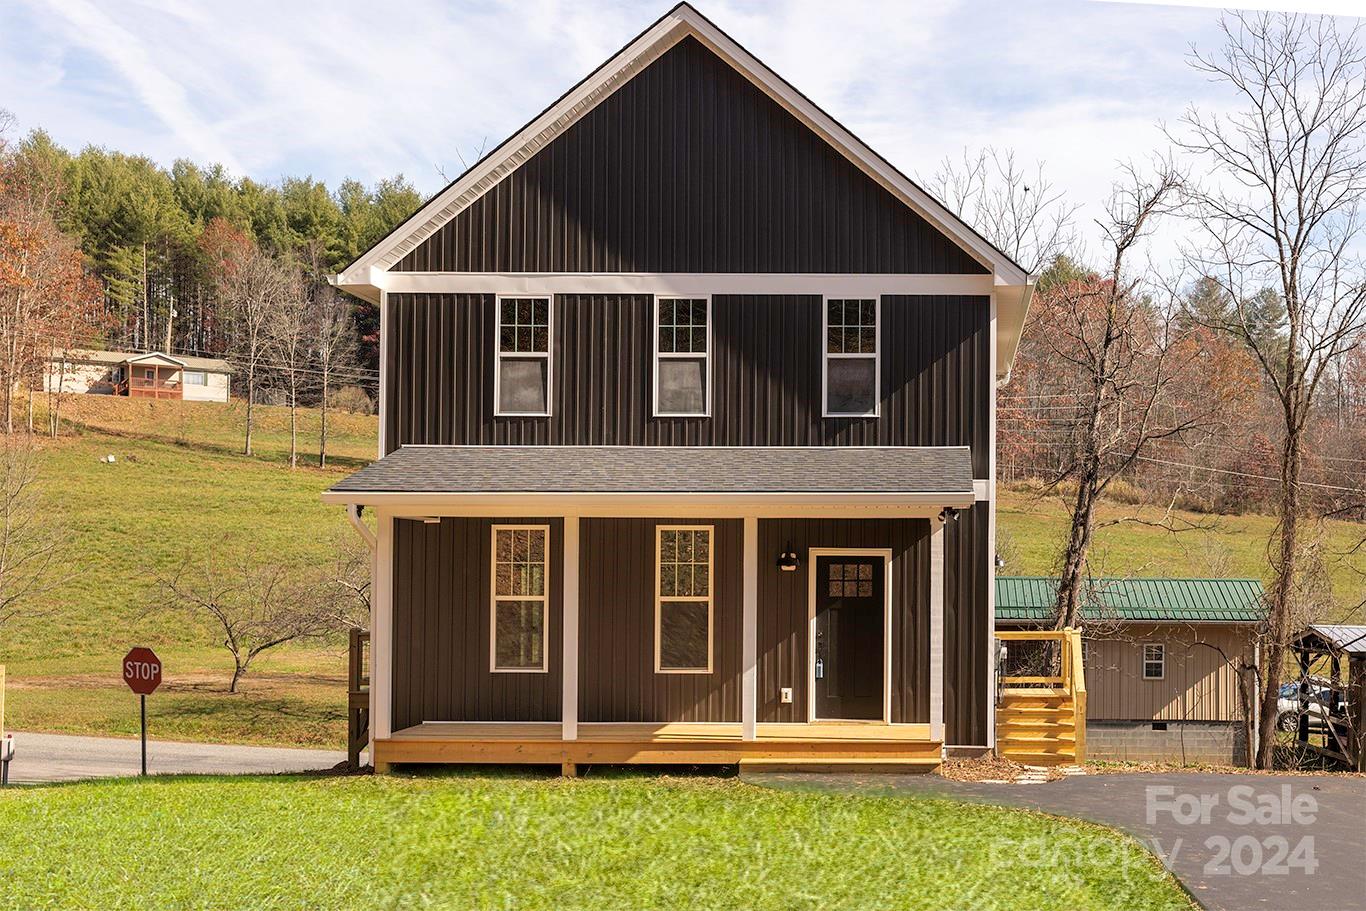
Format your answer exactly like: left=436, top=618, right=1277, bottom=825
left=780, top=687, right=793, bottom=704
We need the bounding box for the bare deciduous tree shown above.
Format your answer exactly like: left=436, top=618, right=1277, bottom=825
left=1029, top=164, right=1216, bottom=629
left=1173, top=12, right=1366, bottom=768
left=161, top=545, right=337, bottom=693
left=311, top=284, right=357, bottom=468
left=265, top=268, right=309, bottom=468
left=926, top=146, right=1078, bottom=275
left=0, top=436, right=65, bottom=630
left=326, top=532, right=372, bottom=632
left=215, top=245, right=291, bottom=457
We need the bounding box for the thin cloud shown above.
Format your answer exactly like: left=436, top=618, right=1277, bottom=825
left=0, top=0, right=1321, bottom=256
left=27, top=0, right=244, bottom=172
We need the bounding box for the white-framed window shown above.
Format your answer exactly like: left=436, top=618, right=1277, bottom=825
left=495, top=296, right=552, bottom=416
left=655, top=525, right=713, bottom=673
left=490, top=525, right=550, bottom=672
left=653, top=296, right=711, bottom=417
left=1142, top=643, right=1165, bottom=680
left=822, top=297, right=880, bottom=417
left=183, top=370, right=207, bottom=385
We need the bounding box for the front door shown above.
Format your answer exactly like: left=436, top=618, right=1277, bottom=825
left=813, top=555, right=885, bottom=720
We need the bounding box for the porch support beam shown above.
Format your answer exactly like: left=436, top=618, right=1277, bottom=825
left=562, top=515, right=580, bottom=742
left=929, top=516, right=945, bottom=743
left=742, top=516, right=758, bottom=741
left=373, top=512, right=395, bottom=768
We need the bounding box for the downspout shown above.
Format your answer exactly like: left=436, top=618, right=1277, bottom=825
left=345, top=504, right=377, bottom=552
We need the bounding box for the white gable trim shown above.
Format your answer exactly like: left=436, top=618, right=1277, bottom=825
left=335, top=3, right=1030, bottom=291
left=125, top=353, right=187, bottom=368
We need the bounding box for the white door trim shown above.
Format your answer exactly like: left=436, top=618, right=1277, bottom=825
left=806, top=547, right=894, bottom=724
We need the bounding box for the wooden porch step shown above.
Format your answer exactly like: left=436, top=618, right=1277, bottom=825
left=999, top=699, right=1074, bottom=710
left=997, top=750, right=1076, bottom=767
left=997, top=707, right=1075, bottom=721
left=997, top=712, right=1075, bottom=726
left=739, top=757, right=941, bottom=774
left=998, top=730, right=1075, bottom=745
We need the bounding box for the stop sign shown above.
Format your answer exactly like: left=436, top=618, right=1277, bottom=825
left=122, top=647, right=162, bottom=696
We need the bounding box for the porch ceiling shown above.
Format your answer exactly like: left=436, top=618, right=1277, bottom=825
left=323, top=444, right=975, bottom=506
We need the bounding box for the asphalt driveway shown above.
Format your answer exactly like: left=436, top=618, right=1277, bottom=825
left=2, top=731, right=348, bottom=784
left=748, top=770, right=1366, bottom=911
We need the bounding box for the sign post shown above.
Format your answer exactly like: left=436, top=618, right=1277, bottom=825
left=122, top=648, right=162, bottom=777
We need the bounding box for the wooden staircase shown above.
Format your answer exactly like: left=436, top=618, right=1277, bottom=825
left=995, top=629, right=1087, bottom=767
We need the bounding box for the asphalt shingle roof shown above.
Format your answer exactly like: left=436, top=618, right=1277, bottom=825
left=329, top=445, right=975, bottom=495
left=995, top=576, right=1267, bottom=624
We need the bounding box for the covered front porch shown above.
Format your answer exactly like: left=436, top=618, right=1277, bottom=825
left=380, top=721, right=941, bottom=774
left=328, top=445, right=987, bottom=775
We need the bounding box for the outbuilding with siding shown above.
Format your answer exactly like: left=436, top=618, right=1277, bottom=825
left=996, top=577, right=1266, bottom=766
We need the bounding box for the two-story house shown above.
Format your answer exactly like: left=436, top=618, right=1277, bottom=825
left=325, top=3, right=1033, bottom=774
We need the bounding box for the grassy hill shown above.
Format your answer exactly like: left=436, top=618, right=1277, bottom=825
left=1, top=395, right=1362, bottom=749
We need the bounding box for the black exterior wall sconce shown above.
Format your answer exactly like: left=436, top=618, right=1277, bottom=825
left=777, top=543, right=801, bottom=571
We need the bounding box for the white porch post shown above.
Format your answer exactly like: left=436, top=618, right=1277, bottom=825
left=929, top=515, right=945, bottom=744
left=742, top=516, right=758, bottom=741
left=373, top=512, right=394, bottom=746
left=562, top=516, right=580, bottom=742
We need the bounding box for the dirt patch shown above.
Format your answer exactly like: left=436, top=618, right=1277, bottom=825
left=936, top=755, right=1066, bottom=782
left=7, top=670, right=345, bottom=692
left=1086, top=759, right=1365, bottom=777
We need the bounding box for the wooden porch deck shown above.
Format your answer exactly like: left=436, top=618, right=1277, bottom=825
left=377, top=722, right=942, bottom=775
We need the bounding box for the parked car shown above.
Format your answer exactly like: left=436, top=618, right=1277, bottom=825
left=1276, top=679, right=1346, bottom=731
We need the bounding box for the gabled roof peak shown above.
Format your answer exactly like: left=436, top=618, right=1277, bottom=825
left=336, top=3, right=1030, bottom=291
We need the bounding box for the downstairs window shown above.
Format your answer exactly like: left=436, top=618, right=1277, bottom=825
left=491, top=525, right=549, bottom=672
left=656, top=526, right=713, bottom=673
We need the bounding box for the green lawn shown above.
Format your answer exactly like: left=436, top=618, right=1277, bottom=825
left=2, top=395, right=1361, bottom=750
left=0, top=772, right=1192, bottom=911
left=1, top=396, right=371, bottom=748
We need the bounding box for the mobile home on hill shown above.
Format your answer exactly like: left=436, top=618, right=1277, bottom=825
left=43, top=349, right=232, bottom=403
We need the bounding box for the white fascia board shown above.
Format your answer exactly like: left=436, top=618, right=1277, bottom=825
left=379, top=273, right=995, bottom=296
left=336, top=4, right=1028, bottom=289
left=994, top=279, right=1034, bottom=381
left=320, top=490, right=976, bottom=514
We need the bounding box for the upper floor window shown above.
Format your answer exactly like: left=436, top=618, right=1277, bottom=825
left=823, top=298, right=879, bottom=417
left=654, top=297, right=710, bottom=416
left=490, top=525, right=550, bottom=672
left=496, top=297, right=552, bottom=416
left=656, top=525, right=713, bottom=673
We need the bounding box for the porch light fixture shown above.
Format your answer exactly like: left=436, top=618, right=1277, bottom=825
left=777, top=544, right=801, bottom=572
left=938, top=507, right=959, bottom=523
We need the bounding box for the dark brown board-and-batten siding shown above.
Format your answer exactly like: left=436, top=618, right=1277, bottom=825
left=391, top=517, right=564, bottom=728
left=383, top=293, right=991, bottom=477
left=945, top=502, right=991, bottom=746
left=389, top=510, right=991, bottom=744
left=579, top=518, right=743, bottom=723
left=757, top=518, right=931, bottom=726
left=394, top=37, right=985, bottom=275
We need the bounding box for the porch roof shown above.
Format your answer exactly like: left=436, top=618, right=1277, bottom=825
left=324, top=444, right=974, bottom=505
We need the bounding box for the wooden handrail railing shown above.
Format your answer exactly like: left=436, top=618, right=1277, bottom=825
left=996, top=627, right=1087, bottom=763
left=347, top=629, right=371, bottom=770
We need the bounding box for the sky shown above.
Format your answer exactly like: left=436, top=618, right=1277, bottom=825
left=2, top=0, right=1364, bottom=258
